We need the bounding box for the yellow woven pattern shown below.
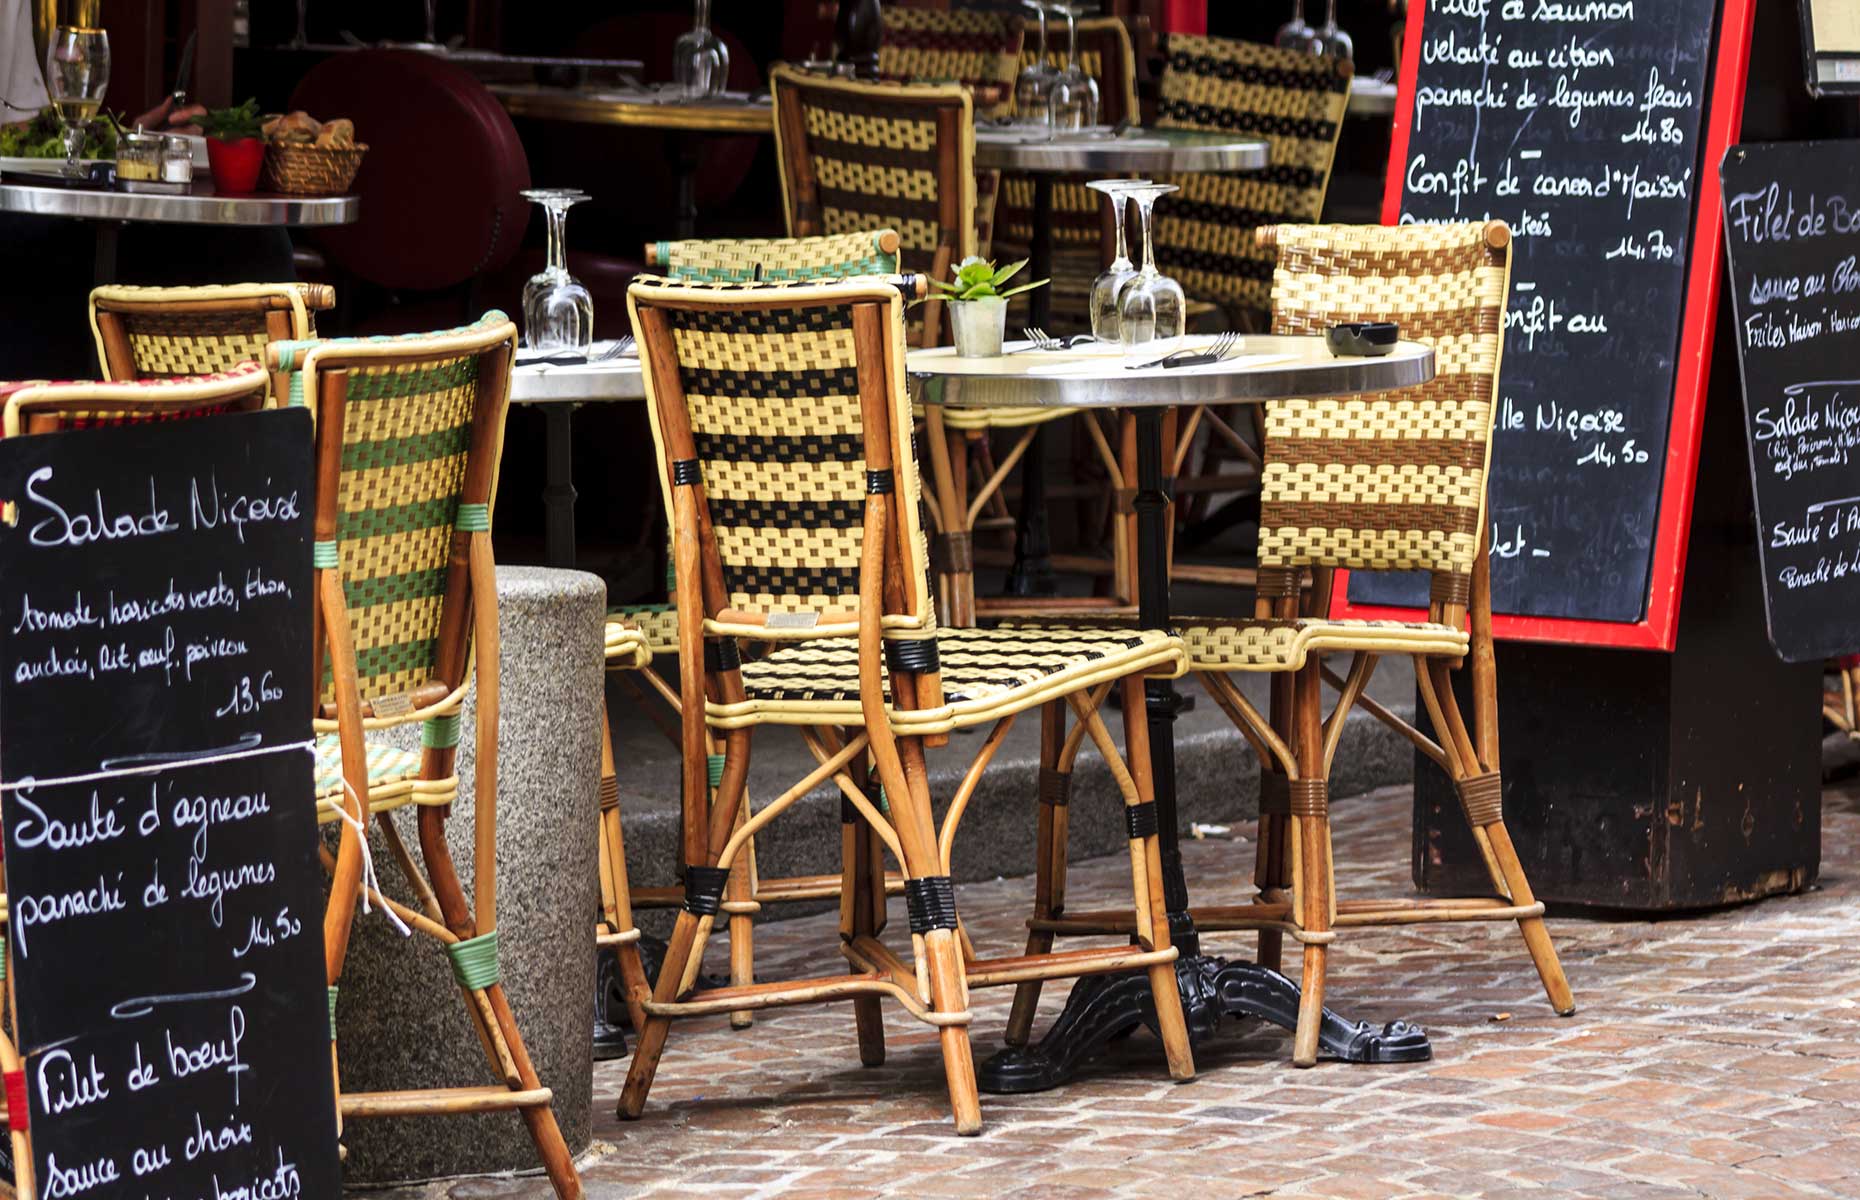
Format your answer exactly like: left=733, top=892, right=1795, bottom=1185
left=614, top=605, right=681, bottom=652
left=1257, top=222, right=1510, bottom=579
left=1182, top=618, right=1469, bottom=672
left=656, top=230, right=899, bottom=282
left=1153, top=35, right=1350, bottom=312
left=878, top=7, right=1022, bottom=118
left=325, top=354, right=476, bottom=707
left=126, top=327, right=270, bottom=377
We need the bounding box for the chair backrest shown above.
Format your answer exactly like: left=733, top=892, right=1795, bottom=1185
left=771, top=66, right=974, bottom=347
left=268, top=312, right=517, bottom=721
left=1256, top=222, right=1511, bottom=608
left=0, top=363, right=273, bottom=437
left=1153, top=34, right=1351, bottom=313
left=627, top=275, right=934, bottom=643
left=89, top=283, right=336, bottom=381
left=645, top=229, right=902, bottom=282
left=877, top=6, right=1023, bottom=119
left=998, top=17, right=1138, bottom=253
left=290, top=50, right=531, bottom=292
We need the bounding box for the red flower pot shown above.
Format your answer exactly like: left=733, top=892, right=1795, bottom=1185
left=206, top=136, right=265, bottom=194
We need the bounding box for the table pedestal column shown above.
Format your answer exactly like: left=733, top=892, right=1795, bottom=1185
left=1005, top=175, right=1057, bottom=598
left=977, top=408, right=1428, bottom=1094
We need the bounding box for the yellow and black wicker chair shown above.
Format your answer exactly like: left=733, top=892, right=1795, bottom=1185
left=996, top=16, right=1139, bottom=332
left=771, top=65, right=1089, bottom=626
left=616, top=273, right=1194, bottom=1134
left=88, top=282, right=335, bottom=381
left=604, top=229, right=912, bottom=1029
left=272, top=313, right=583, bottom=1198
left=1015, top=222, right=1574, bottom=1068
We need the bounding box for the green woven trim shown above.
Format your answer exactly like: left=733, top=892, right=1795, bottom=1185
left=313, top=540, right=339, bottom=569
left=347, top=355, right=477, bottom=401
left=341, top=422, right=471, bottom=472
left=707, top=753, right=726, bottom=790
left=289, top=371, right=305, bottom=408
left=447, top=929, right=501, bottom=990
left=423, top=712, right=462, bottom=749
left=335, top=495, right=458, bottom=540
left=343, top=566, right=446, bottom=610
left=456, top=503, right=490, bottom=532
left=327, top=986, right=339, bottom=1041
left=349, top=637, right=440, bottom=683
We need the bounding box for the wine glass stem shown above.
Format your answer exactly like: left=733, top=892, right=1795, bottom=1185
left=1137, top=194, right=1157, bottom=276
left=1067, top=12, right=1078, bottom=69
left=1113, top=193, right=1129, bottom=265
left=545, top=203, right=570, bottom=272
left=1326, top=0, right=1338, bottom=29
left=1290, top=0, right=1304, bottom=23
left=424, top=0, right=436, bottom=43
left=693, top=0, right=710, bottom=30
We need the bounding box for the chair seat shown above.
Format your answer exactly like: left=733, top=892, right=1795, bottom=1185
left=314, top=734, right=459, bottom=823
left=709, top=624, right=1185, bottom=734
left=604, top=619, right=654, bottom=671
left=608, top=604, right=680, bottom=657
left=1181, top=617, right=1469, bottom=673
left=918, top=401, right=1077, bottom=432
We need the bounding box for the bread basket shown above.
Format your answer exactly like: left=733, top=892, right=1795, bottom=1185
left=260, top=142, right=368, bottom=196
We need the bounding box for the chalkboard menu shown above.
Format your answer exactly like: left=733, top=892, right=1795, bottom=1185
left=0, top=410, right=340, bottom=1198
left=1349, top=0, right=1748, bottom=643
left=1721, top=141, right=1860, bottom=662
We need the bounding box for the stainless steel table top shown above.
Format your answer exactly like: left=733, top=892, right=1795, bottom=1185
left=908, top=335, right=1434, bottom=410
left=510, top=347, right=644, bottom=404
left=973, top=126, right=1269, bottom=174
left=0, top=179, right=359, bottom=226
left=1348, top=78, right=1398, bottom=117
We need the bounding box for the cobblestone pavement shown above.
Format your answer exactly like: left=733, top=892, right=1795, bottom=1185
left=378, top=781, right=1860, bottom=1200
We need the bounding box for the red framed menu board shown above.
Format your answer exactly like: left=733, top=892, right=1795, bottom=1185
left=1332, top=0, right=1756, bottom=650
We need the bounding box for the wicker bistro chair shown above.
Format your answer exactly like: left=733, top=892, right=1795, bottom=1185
left=0, top=364, right=281, bottom=1192
left=995, top=16, right=1140, bottom=333
left=617, top=274, right=1193, bottom=1134
left=875, top=5, right=1022, bottom=258
left=770, top=65, right=1087, bottom=627
left=268, top=313, right=583, bottom=1199
left=1015, top=223, right=1575, bottom=1068
left=88, top=282, right=336, bottom=381
left=604, top=229, right=912, bottom=1030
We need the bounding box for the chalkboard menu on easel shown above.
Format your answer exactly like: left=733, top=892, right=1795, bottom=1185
left=1338, top=0, right=1756, bottom=649
left=1798, top=0, right=1860, bottom=96
left=1721, top=141, right=1860, bottom=662
left=0, top=410, right=340, bottom=1198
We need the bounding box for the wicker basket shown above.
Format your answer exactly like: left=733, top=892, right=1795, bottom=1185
left=260, top=142, right=368, bottom=196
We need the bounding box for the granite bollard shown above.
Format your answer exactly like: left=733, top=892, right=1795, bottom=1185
left=334, top=566, right=605, bottom=1185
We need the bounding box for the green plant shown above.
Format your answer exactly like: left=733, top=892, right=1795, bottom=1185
left=929, top=256, right=1048, bottom=303
left=199, top=98, right=264, bottom=142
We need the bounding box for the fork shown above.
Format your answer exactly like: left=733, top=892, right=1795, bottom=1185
left=599, top=335, right=636, bottom=360
left=1129, top=330, right=1238, bottom=370
left=1021, top=326, right=1063, bottom=351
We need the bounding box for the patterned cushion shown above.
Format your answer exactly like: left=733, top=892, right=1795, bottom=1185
left=1181, top=617, right=1468, bottom=672
left=713, top=624, right=1185, bottom=732
left=312, top=733, right=459, bottom=822
left=609, top=604, right=680, bottom=655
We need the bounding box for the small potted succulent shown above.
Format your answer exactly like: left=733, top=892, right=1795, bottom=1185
left=933, top=256, right=1048, bottom=357
left=199, top=99, right=265, bottom=194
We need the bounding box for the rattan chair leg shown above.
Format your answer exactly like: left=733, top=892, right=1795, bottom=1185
left=1006, top=701, right=1068, bottom=1047
left=597, top=708, right=651, bottom=1035
left=850, top=800, right=889, bottom=1067
left=726, top=802, right=756, bottom=1030
left=1290, top=663, right=1332, bottom=1069
left=618, top=909, right=702, bottom=1120
left=1120, top=674, right=1195, bottom=1081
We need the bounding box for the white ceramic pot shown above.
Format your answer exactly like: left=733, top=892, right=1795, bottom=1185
left=951, top=296, right=1008, bottom=358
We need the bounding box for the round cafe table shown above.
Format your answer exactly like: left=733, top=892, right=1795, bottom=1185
left=0, top=178, right=359, bottom=284
left=910, top=334, right=1438, bottom=1092
left=970, top=126, right=1269, bottom=598
left=509, top=347, right=645, bottom=569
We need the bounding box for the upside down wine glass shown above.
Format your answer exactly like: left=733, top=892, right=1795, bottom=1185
left=673, top=0, right=730, bottom=99
left=1086, top=178, right=1149, bottom=342
left=1046, top=4, right=1099, bottom=132
left=1117, top=183, right=1186, bottom=360
left=1274, top=0, right=1316, bottom=51
left=520, top=189, right=594, bottom=355
left=1014, top=2, right=1056, bottom=128
left=1309, top=0, right=1354, bottom=61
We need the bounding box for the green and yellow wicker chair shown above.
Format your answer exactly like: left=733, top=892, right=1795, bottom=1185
left=616, top=273, right=1193, bottom=1135
left=771, top=65, right=1095, bottom=626
left=0, top=363, right=277, bottom=1196
left=271, top=312, right=583, bottom=1199
left=88, top=282, right=335, bottom=382
left=1018, top=222, right=1574, bottom=1069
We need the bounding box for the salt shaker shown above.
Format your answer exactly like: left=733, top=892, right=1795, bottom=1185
left=161, top=135, right=195, bottom=185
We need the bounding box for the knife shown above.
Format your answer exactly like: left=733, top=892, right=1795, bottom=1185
left=171, top=31, right=197, bottom=109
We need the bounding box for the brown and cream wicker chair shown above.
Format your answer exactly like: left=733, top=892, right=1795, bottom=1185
left=88, top=282, right=335, bottom=381
left=602, top=229, right=912, bottom=1029
left=272, top=313, right=582, bottom=1198
left=995, top=16, right=1139, bottom=332
left=1013, top=222, right=1574, bottom=1068
left=875, top=4, right=1022, bottom=258
left=0, top=363, right=279, bottom=1197
left=771, top=65, right=1088, bottom=626
left=616, top=273, right=1193, bottom=1134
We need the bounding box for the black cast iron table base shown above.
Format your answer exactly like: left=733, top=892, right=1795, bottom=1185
left=978, top=956, right=1431, bottom=1093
